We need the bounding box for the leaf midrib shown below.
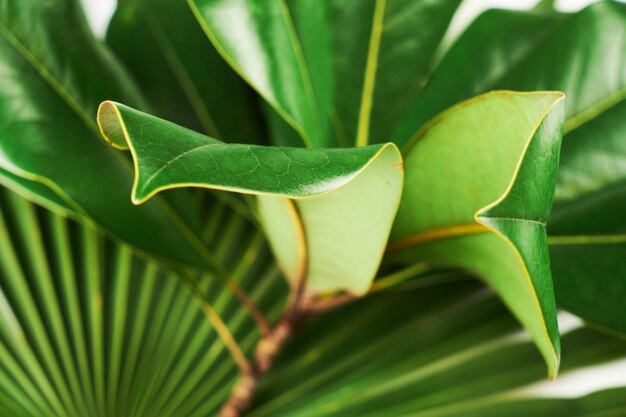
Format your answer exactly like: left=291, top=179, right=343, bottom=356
left=548, top=234, right=626, bottom=245
left=355, top=0, right=387, bottom=147
left=389, top=217, right=547, bottom=251
left=140, top=142, right=221, bottom=193
left=391, top=224, right=626, bottom=249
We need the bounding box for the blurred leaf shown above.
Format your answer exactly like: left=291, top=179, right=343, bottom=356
left=248, top=282, right=626, bottom=416
left=0, top=0, right=235, bottom=270
left=98, top=101, right=403, bottom=295
left=328, top=0, right=462, bottom=146
left=389, top=91, right=565, bottom=377
left=0, top=185, right=286, bottom=417
left=107, top=0, right=265, bottom=143
left=391, top=1, right=626, bottom=336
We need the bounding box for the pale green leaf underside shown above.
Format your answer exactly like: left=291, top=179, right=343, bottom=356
left=389, top=91, right=565, bottom=377
left=259, top=144, right=404, bottom=295
left=97, top=102, right=403, bottom=295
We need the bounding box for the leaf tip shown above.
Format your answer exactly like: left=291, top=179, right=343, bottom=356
left=96, top=101, right=130, bottom=150
left=548, top=353, right=560, bottom=381
left=130, top=189, right=150, bottom=206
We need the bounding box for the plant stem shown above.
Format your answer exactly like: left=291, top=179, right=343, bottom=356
left=219, top=263, right=434, bottom=416
left=219, top=308, right=304, bottom=417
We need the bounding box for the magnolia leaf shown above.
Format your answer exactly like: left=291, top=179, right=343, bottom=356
left=328, top=0, right=462, bottom=146
left=392, top=1, right=626, bottom=336
left=388, top=91, right=565, bottom=377
left=188, top=0, right=332, bottom=147
left=97, top=102, right=403, bottom=296
left=107, top=0, right=264, bottom=143
left=0, top=0, right=224, bottom=270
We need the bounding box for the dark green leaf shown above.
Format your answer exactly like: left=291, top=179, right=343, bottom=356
left=329, top=0, right=462, bottom=146
left=107, top=0, right=265, bottom=143
left=0, top=0, right=229, bottom=269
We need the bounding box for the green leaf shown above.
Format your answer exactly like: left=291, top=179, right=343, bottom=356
left=0, top=0, right=227, bottom=270
left=388, top=91, right=565, bottom=377
left=188, top=0, right=461, bottom=147
left=548, top=238, right=626, bottom=335
left=393, top=1, right=626, bottom=335
left=3, top=187, right=624, bottom=417
left=97, top=101, right=403, bottom=295
left=0, top=185, right=286, bottom=417
left=248, top=282, right=626, bottom=417
left=188, top=0, right=332, bottom=147
left=328, top=0, right=462, bottom=146
left=546, top=2, right=626, bottom=335
left=107, top=0, right=265, bottom=143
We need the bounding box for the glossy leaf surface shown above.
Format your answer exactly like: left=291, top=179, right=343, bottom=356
left=0, top=0, right=221, bottom=269
left=395, top=1, right=626, bottom=334
left=188, top=0, right=331, bottom=147
left=389, top=91, right=565, bottom=377
left=329, top=0, right=462, bottom=146
left=107, top=0, right=264, bottom=143
left=98, top=102, right=403, bottom=295
left=189, top=0, right=462, bottom=147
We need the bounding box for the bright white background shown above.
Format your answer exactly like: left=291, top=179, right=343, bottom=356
left=79, top=0, right=626, bottom=398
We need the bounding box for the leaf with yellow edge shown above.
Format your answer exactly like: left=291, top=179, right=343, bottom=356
left=388, top=91, right=565, bottom=378
left=97, top=101, right=403, bottom=296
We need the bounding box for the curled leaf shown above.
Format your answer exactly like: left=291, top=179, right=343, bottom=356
left=389, top=91, right=565, bottom=377
left=98, top=102, right=403, bottom=296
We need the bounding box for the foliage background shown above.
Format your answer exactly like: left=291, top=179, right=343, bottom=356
left=0, top=0, right=626, bottom=415
left=73, top=0, right=626, bottom=398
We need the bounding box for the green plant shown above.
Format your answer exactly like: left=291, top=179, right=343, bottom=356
left=0, top=0, right=625, bottom=416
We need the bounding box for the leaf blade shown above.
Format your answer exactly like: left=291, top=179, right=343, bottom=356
left=98, top=101, right=404, bottom=295
left=392, top=1, right=626, bottom=337
left=389, top=91, right=565, bottom=376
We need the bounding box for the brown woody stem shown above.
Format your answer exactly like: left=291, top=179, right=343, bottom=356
left=219, top=311, right=302, bottom=417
